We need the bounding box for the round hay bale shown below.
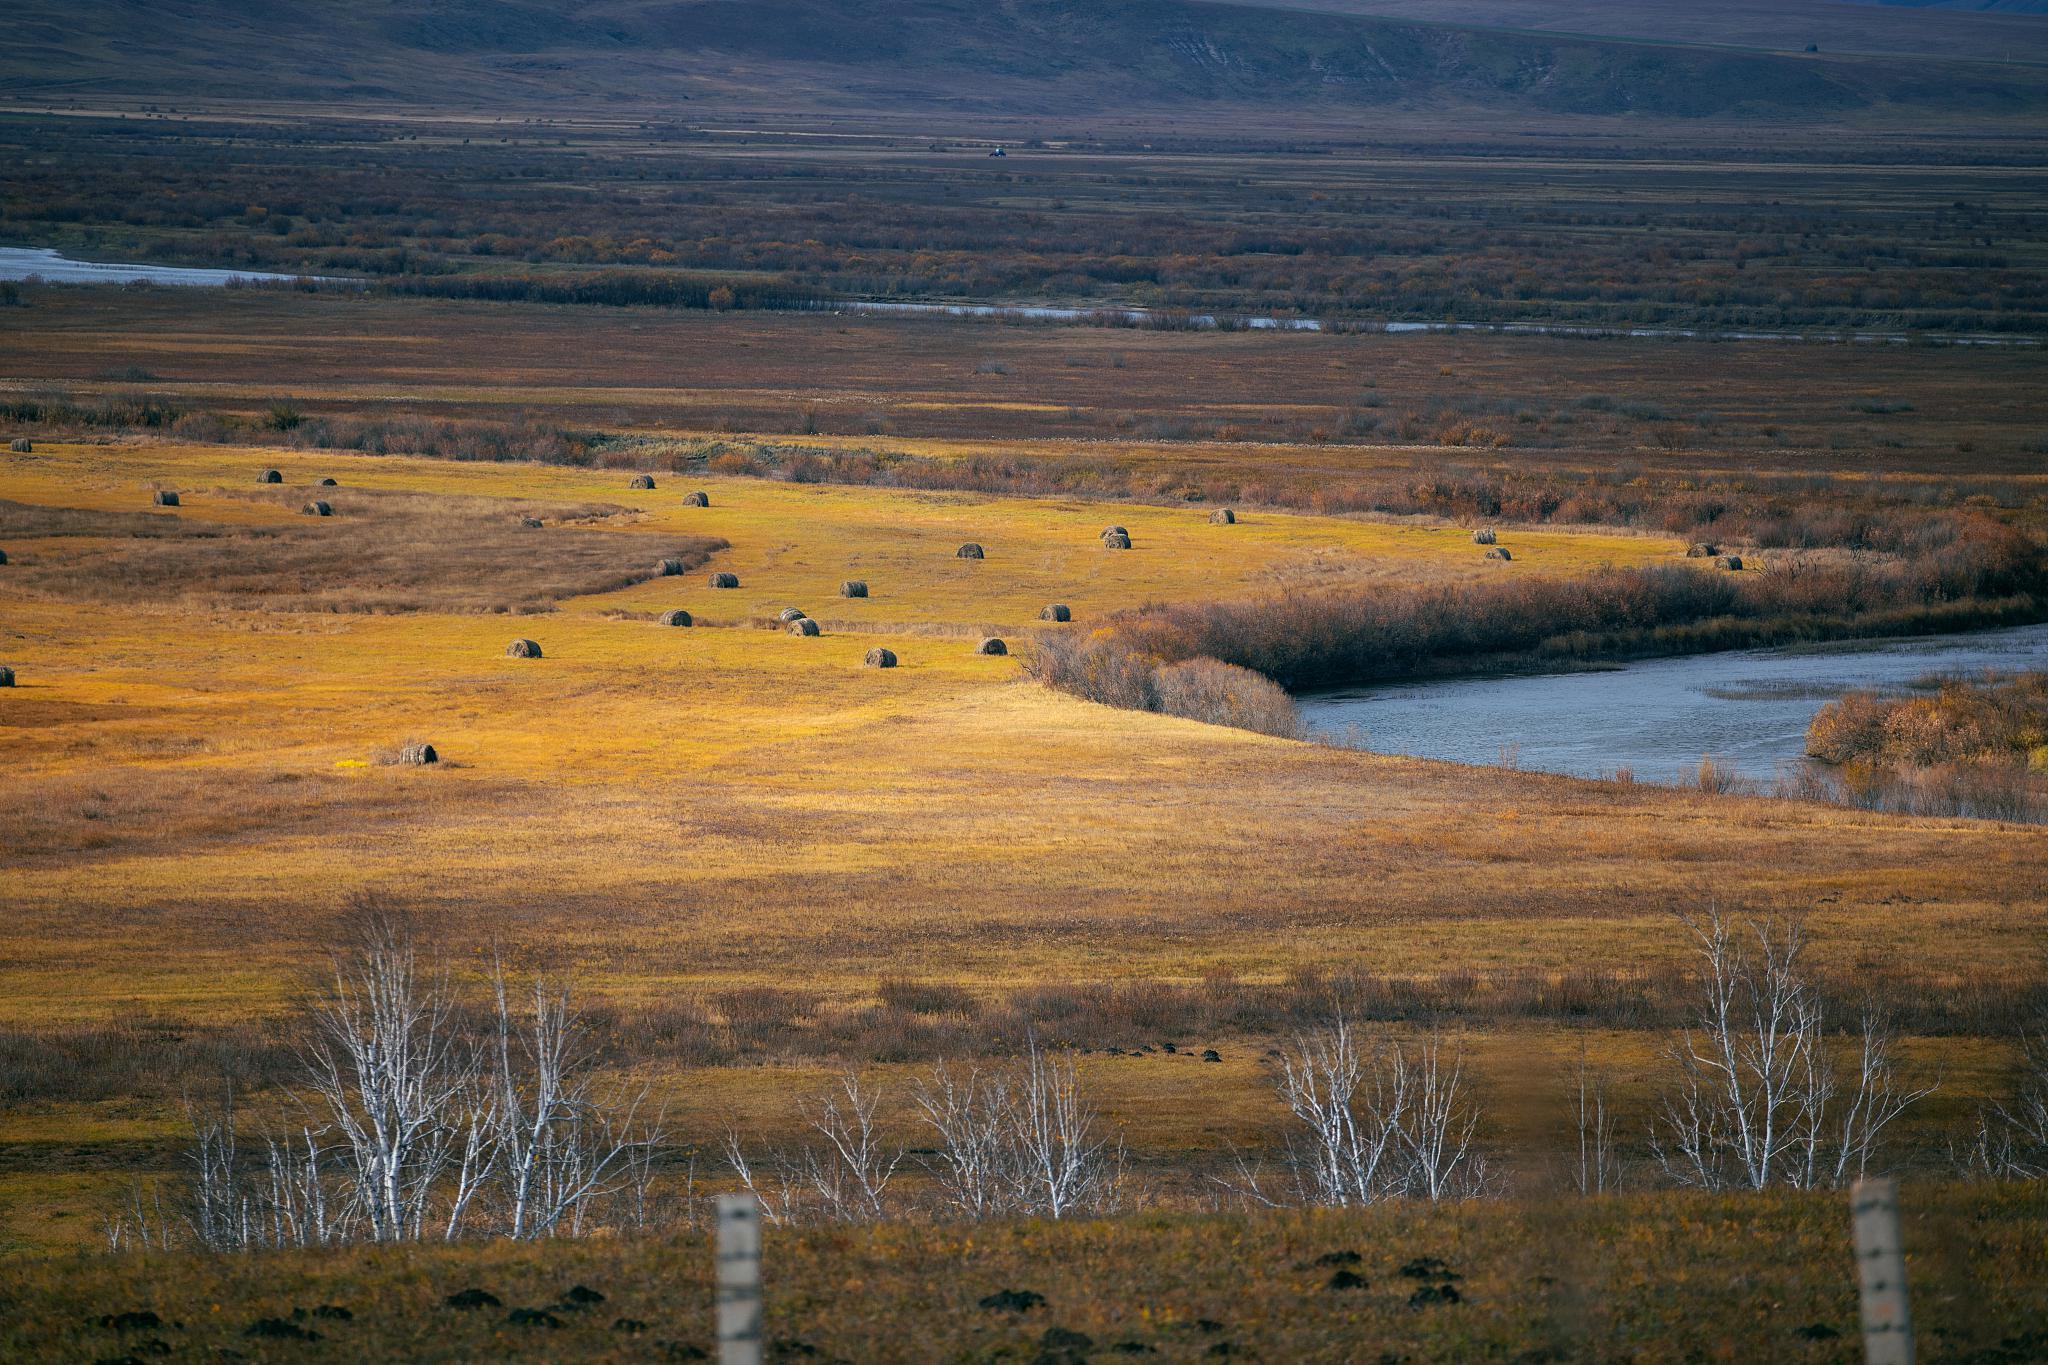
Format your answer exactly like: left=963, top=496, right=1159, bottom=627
left=777, top=607, right=809, bottom=623
left=709, top=571, right=740, bottom=589
left=1101, top=531, right=1132, bottom=550
left=657, top=609, right=693, bottom=627
left=683, top=490, right=710, bottom=508
left=316, top=477, right=338, bottom=487
left=0, top=548, right=9, bottom=566
left=629, top=474, right=656, bottom=490
left=864, top=647, right=897, bottom=668
left=788, top=617, right=820, bottom=637
left=506, top=637, right=543, bottom=658
left=154, top=490, right=180, bottom=507
left=0, top=665, right=13, bottom=687
left=1485, top=546, right=1513, bottom=561
left=1209, top=508, right=1236, bottom=525
left=1102, top=525, right=1128, bottom=538
left=398, top=742, right=438, bottom=766
left=1040, top=603, right=1071, bottom=622
left=1714, top=554, right=1745, bottom=571
left=9, top=438, right=31, bottom=453
left=258, top=468, right=282, bottom=484
left=303, top=500, right=332, bottom=517
left=1686, top=542, right=1718, bottom=559
left=655, top=558, right=686, bottom=576
left=1471, top=528, right=1496, bottom=545
left=520, top=516, right=543, bottom=528
left=976, top=637, right=1008, bottom=656
left=955, top=542, right=984, bottom=560
left=840, top=580, right=868, bottom=598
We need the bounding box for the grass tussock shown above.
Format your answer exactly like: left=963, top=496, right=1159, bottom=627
left=0, top=489, right=725, bottom=615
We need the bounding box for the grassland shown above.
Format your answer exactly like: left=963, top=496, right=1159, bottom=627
left=1, top=431, right=2043, bottom=1260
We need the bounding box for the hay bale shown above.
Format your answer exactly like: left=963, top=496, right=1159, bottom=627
left=656, top=558, right=686, bottom=576
left=629, top=474, right=656, bottom=490
left=657, top=609, right=693, bottom=627
left=683, top=490, right=710, bottom=507
left=864, top=647, right=897, bottom=668
left=303, top=500, right=332, bottom=517
left=0, top=548, right=8, bottom=566
left=9, top=438, right=30, bottom=453
left=1210, top=508, right=1236, bottom=525
left=956, top=542, right=984, bottom=559
left=1714, top=554, right=1745, bottom=571
left=976, top=637, right=1008, bottom=656
left=840, top=580, right=869, bottom=598
left=1101, top=531, right=1132, bottom=550
left=709, top=571, right=740, bottom=588
left=1485, top=546, right=1513, bottom=561
left=777, top=607, right=809, bottom=623
left=520, top=516, right=543, bottom=528
left=1686, top=542, right=1718, bottom=558
left=788, top=617, right=821, bottom=637
left=316, top=477, right=338, bottom=487
left=1040, top=603, right=1071, bottom=622
left=1471, top=528, right=1496, bottom=545
left=398, top=742, right=438, bottom=766
left=506, top=638, right=543, bottom=658
left=258, top=468, right=282, bottom=484
left=0, top=665, right=13, bottom=687
left=1102, top=525, right=1128, bottom=538
left=154, top=490, right=180, bottom=507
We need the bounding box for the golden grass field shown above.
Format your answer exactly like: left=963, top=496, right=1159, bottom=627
left=2, top=434, right=2044, bottom=1260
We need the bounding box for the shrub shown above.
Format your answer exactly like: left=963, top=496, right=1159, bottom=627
left=1153, top=657, right=1301, bottom=738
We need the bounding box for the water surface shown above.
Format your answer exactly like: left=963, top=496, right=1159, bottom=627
left=1301, top=624, right=2048, bottom=785
left=0, top=246, right=344, bottom=287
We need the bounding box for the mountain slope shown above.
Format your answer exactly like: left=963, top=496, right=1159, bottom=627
left=4, top=0, right=2045, bottom=119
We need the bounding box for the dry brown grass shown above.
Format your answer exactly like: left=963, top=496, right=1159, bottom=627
left=7, top=289, right=2048, bottom=474
left=0, top=487, right=724, bottom=614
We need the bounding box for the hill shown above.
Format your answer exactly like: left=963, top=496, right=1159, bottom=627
left=5, top=0, right=2048, bottom=119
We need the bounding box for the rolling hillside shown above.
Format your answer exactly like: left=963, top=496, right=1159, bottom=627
left=5, top=0, right=2047, bottom=119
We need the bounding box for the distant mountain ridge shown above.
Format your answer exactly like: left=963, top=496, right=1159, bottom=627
left=5, top=0, right=2046, bottom=119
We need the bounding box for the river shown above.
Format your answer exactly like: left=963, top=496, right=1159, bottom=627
left=0, top=246, right=345, bottom=287
left=1299, top=623, right=2048, bottom=786
left=3, top=246, right=2034, bottom=346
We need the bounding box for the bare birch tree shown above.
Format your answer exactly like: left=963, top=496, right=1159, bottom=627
left=1006, top=1040, right=1120, bottom=1219
left=727, top=1073, right=902, bottom=1225
left=482, top=967, right=657, bottom=1239
left=1270, top=1017, right=1485, bottom=1206
left=1570, top=1042, right=1620, bottom=1195
left=1964, top=1022, right=2048, bottom=1179
left=1652, top=907, right=1932, bottom=1190
left=298, top=911, right=478, bottom=1241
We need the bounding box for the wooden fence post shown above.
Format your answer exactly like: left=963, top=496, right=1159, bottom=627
left=717, top=1192, right=763, bottom=1365
left=1851, top=1177, right=1915, bottom=1365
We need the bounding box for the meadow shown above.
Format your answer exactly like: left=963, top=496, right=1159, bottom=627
left=1, top=432, right=2043, bottom=1264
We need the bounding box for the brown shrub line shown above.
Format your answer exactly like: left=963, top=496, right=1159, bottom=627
left=1061, top=515, right=2042, bottom=703
left=8, top=963, right=2037, bottom=1106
